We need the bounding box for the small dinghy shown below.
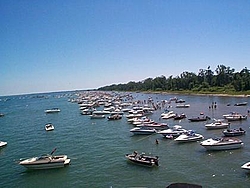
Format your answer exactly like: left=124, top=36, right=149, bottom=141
left=45, top=123, right=54, bottom=131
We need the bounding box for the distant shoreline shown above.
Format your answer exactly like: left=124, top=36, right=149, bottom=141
left=142, top=91, right=250, bottom=98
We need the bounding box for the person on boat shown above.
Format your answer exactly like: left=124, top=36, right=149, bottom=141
left=133, top=151, right=138, bottom=157
left=155, top=139, right=159, bottom=144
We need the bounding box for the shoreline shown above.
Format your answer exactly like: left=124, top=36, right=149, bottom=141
left=142, top=91, right=250, bottom=98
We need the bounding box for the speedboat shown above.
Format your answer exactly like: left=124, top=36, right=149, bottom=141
left=223, top=112, right=238, bottom=118
left=45, top=123, right=54, bottom=131
left=205, top=119, right=230, bottom=129
left=223, top=112, right=247, bottom=121
left=130, top=127, right=157, bottom=135
left=92, top=110, right=110, bottom=115
left=19, top=149, right=70, bottom=170
left=234, top=102, right=248, bottom=106
left=161, top=111, right=176, bottom=119
left=0, top=141, right=7, bottom=148
left=161, top=110, right=174, bottom=117
left=200, top=137, right=243, bottom=151
left=222, top=128, right=246, bottom=137
left=176, top=104, right=190, bottom=108
left=107, top=114, right=122, bottom=120
left=132, top=117, right=154, bottom=125
left=158, top=125, right=188, bottom=138
left=224, top=114, right=247, bottom=121
left=44, top=108, right=61, bottom=113
left=137, top=122, right=169, bottom=130
left=174, top=113, right=186, bottom=120
left=241, top=161, right=250, bottom=171
left=110, top=110, right=124, bottom=115
left=175, top=99, right=185, bottom=103
left=125, top=151, right=159, bottom=167
left=166, top=183, right=202, bottom=188
left=174, top=131, right=204, bottom=143
left=126, top=113, right=144, bottom=119
left=89, top=114, right=105, bottom=119
left=81, top=107, right=96, bottom=115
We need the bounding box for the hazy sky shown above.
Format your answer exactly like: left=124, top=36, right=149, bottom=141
left=1, top=0, right=250, bottom=96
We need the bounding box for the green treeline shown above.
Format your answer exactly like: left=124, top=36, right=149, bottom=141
left=98, top=65, right=250, bottom=94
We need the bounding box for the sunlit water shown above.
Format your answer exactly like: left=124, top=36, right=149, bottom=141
left=0, top=91, right=250, bottom=188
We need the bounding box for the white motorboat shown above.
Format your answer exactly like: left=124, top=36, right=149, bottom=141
left=137, top=122, right=169, bottom=130
left=132, top=117, right=154, bottom=125
left=19, top=149, right=70, bottom=170
left=200, top=137, right=243, bottom=151
left=81, top=107, right=96, bottom=115
left=176, top=104, right=190, bottom=108
left=205, top=119, right=230, bottom=129
left=44, top=108, right=61, bottom=113
left=107, top=114, right=122, bottom=120
left=45, top=123, right=54, bottom=131
left=0, top=141, right=7, bottom=148
left=225, top=114, right=247, bottom=121
left=130, top=127, right=157, bottom=135
left=161, top=111, right=176, bottom=119
left=92, top=110, right=110, bottom=115
left=161, top=110, right=174, bottom=117
left=234, top=102, right=248, bottom=106
left=158, top=125, right=188, bottom=138
left=110, top=110, right=124, bottom=115
left=223, top=112, right=247, bottom=121
left=241, top=161, right=250, bottom=171
left=174, top=131, right=204, bottom=143
left=126, top=113, right=144, bottom=119
left=89, top=114, right=105, bottom=119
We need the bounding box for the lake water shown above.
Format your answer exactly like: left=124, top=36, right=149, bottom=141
left=0, top=91, right=250, bottom=188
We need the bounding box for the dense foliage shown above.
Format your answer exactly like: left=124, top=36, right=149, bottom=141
left=98, top=65, right=250, bottom=94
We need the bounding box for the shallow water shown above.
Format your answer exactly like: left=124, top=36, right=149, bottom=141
left=0, top=91, right=250, bottom=188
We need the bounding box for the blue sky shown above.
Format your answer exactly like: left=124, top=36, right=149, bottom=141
left=1, top=0, right=250, bottom=96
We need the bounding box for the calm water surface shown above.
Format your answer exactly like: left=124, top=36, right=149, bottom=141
left=0, top=91, right=250, bottom=188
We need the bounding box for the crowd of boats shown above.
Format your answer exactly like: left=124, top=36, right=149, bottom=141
left=1, top=91, right=250, bottom=173
left=68, top=91, right=250, bottom=170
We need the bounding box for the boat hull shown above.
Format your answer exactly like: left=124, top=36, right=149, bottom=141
left=45, top=108, right=60, bottom=113
left=20, top=159, right=70, bottom=170
left=205, top=124, right=229, bottom=130
left=130, top=127, right=156, bottom=135
left=130, top=130, right=156, bottom=135
left=19, top=155, right=70, bottom=170
left=241, top=162, right=250, bottom=171
left=189, top=117, right=210, bottom=122
left=201, top=143, right=243, bottom=150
